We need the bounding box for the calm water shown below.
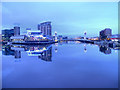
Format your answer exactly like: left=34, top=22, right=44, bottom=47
left=2, top=41, right=118, bottom=88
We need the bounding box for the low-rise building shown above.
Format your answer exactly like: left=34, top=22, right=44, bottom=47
left=2, top=29, right=14, bottom=41
left=58, top=35, right=63, bottom=40
left=110, top=34, right=120, bottom=42
left=26, top=30, right=52, bottom=41
left=88, top=36, right=99, bottom=40
left=2, top=26, right=20, bottom=42
left=10, top=35, right=25, bottom=42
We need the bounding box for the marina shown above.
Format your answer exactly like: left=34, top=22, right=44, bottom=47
left=1, top=2, right=119, bottom=89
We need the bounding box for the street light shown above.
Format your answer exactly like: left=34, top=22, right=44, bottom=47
left=84, top=31, right=87, bottom=39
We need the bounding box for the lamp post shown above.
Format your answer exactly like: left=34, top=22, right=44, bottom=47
left=84, top=31, right=87, bottom=40
left=55, top=31, right=58, bottom=42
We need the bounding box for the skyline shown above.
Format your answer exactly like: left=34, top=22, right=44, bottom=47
left=2, top=2, right=118, bottom=37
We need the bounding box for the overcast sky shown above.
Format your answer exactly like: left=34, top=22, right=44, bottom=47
left=2, top=2, right=118, bottom=37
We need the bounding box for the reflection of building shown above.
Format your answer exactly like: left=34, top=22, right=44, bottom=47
left=3, top=44, right=52, bottom=61
left=14, top=50, right=21, bottom=58
left=2, top=45, right=14, bottom=55
left=38, top=47, right=52, bottom=61
left=25, top=45, right=52, bottom=61
left=2, top=29, right=14, bottom=41
left=99, top=45, right=111, bottom=54
left=99, top=28, right=112, bottom=40
left=38, top=21, right=52, bottom=37
left=2, top=45, right=21, bottom=58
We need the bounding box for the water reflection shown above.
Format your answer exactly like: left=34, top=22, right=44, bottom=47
left=84, top=44, right=87, bottom=53
left=2, top=45, right=14, bottom=55
left=14, top=50, right=21, bottom=58
left=2, top=42, right=118, bottom=88
left=2, top=42, right=119, bottom=60
left=99, top=45, right=111, bottom=54
left=38, top=46, right=52, bottom=61
left=2, top=44, right=52, bottom=61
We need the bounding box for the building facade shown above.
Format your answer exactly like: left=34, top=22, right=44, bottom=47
left=38, top=21, right=52, bottom=37
left=110, top=34, right=120, bottom=42
left=2, top=29, right=14, bottom=41
left=14, top=26, right=20, bottom=36
left=99, top=28, right=112, bottom=40
left=2, top=26, right=20, bottom=42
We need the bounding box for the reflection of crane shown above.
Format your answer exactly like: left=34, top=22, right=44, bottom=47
left=84, top=44, right=87, bottom=53
left=54, top=43, right=58, bottom=53
left=55, top=48, right=58, bottom=52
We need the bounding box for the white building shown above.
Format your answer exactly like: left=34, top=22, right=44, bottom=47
left=10, top=35, right=25, bottom=43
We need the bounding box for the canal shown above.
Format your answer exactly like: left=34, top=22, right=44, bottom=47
left=2, top=41, right=118, bottom=88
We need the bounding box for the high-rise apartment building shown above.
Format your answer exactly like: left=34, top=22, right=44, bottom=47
left=38, top=21, right=52, bottom=36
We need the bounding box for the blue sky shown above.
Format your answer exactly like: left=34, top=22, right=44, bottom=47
left=2, top=2, right=118, bottom=37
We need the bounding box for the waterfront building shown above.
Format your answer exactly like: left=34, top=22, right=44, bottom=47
left=2, top=29, right=14, bottom=41
left=110, top=34, right=120, bottom=42
left=26, top=28, right=31, bottom=30
left=58, top=35, right=63, bottom=40
left=14, top=26, right=20, bottom=36
left=88, top=36, right=99, bottom=40
left=62, top=36, right=68, bottom=40
left=26, top=30, right=42, bottom=36
left=38, top=21, right=52, bottom=37
left=0, top=34, right=2, bottom=42
left=10, top=35, right=25, bottom=42
left=2, top=26, right=20, bottom=41
left=26, top=30, right=46, bottom=41
left=10, top=30, right=53, bottom=44
left=99, top=28, right=112, bottom=40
